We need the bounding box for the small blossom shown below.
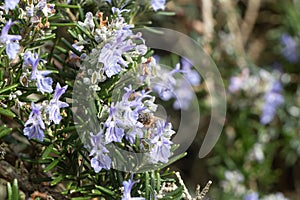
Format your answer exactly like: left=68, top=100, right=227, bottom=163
left=69, top=43, right=84, bottom=60
left=152, top=61, right=199, bottom=110
left=35, top=0, right=55, bottom=17
left=47, top=83, right=69, bottom=124
left=23, top=102, right=45, bottom=141
left=6, top=42, right=20, bottom=59
left=149, top=135, right=172, bottom=163
left=248, top=143, right=264, bottom=163
left=181, top=58, right=201, bottom=86
left=98, top=30, right=135, bottom=78
left=260, top=81, right=284, bottom=124
left=149, top=120, right=174, bottom=163
left=112, top=7, right=130, bottom=18
left=122, top=176, right=145, bottom=200
left=152, top=68, right=177, bottom=101
left=137, top=57, right=158, bottom=85
left=25, top=1, right=54, bottom=21
left=26, top=3, right=35, bottom=17
left=244, top=192, right=259, bottom=200
left=280, top=33, right=299, bottom=63
left=78, top=12, right=95, bottom=33
left=89, top=131, right=112, bottom=172
left=173, top=80, right=194, bottom=110
left=221, top=170, right=246, bottom=196
left=228, top=76, right=243, bottom=93
left=4, top=0, right=20, bottom=10
left=151, top=0, right=166, bottom=11
left=104, top=103, right=125, bottom=143
left=261, top=193, right=289, bottom=200
left=24, top=51, right=53, bottom=93
left=0, top=19, right=22, bottom=59
left=228, top=68, right=250, bottom=93
left=126, top=126, right=144, bottom=144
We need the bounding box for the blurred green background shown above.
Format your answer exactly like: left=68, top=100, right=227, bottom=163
left=152, top=0, right=300, bottom=199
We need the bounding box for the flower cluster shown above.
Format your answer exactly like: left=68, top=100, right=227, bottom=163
left=23, top=83, right=69, bottom=141
left=228, top=68, right=284, bottom=124
left=25, top=0, right=55, bottom=26
left=244, top=192, right=290, bottom=200
left=136, top=57, right=201, bottom=110
left=78, top=9, right=147, bottom=89
left=220, top=170, right=246, bottom=196
left=0, top=0, right=56, bottom=60
left=88, top=86, right=175, bottom=172
left=260, top=81, right=284, bottom=124
left=22, top=51, right=69, bottom=141
left=221, top=171, right=290, bottom=200
left=71, top=10, right=201, bottom=172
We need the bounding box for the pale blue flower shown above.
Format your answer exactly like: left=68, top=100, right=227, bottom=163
left=69, top=43, right=84, bottom=60
left=151, top=0, right=166, bottom=11
left=126, top=126, right=144, bottom=144
left=152, top=68, right=177, bottom=101
left=121, top=107, right=140, bottom=127
left=228, top=76, right=243, bottom=93
left=47, top=83, right=69, bottom=124
left=169, top=59, right=201, bottom=110
left=122, top=176, right=145, bottom=200
left=24, top=51, right=53, bottom=94
left=35, top=74, right=53, bottom=94
left=228, top=68, right=249, bottom=93
left=149, top=120, right=174, bottom=163
left=244, top=192, right=259, bottom=200
left=181, top=58, right=201, bottom=86
left=261, top=192, right=289, bottom=200
left=104, top=103, right=125, bottom=143
left=6, top=42, right=20, bottom=59
left=89, top=131, right=112, bottom=173
left=0, top=19, right=22, bottom=60
left=173, top=80, right=194, bottom=110
left=35, top=0, right=55, bottom=17
left=104, top=86, right=158, bottom=144
left=112, top=7, right=130, bottom=17
left=23, top=102, right=45, bottom=141
left=98, top=30, right=135, bottom=78
left=152, top=62, right=198, bottom=110
left=121, top=86, right=152, bottom=111
left=78, top=12, right=95, bottom=33
left=26, top=4, right=35, bottom=17
left=280, top=33, right=299, bottom=63
left=260, top=81, right=284, bottom=124
left=4, top=0, right=20, bottom=10
left=149, top=135, right=172, bottom=163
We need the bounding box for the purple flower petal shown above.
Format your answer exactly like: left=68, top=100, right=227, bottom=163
left=151, top=0, right=166, bottom=11
left=23, top=102, right=45, bottom=141
left=4, top=0, right=20, bottom=10
left=47, top=83, right=69, bottom=124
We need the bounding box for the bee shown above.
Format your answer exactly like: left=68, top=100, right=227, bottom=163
left=138, top=113, right=154, bottom=128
